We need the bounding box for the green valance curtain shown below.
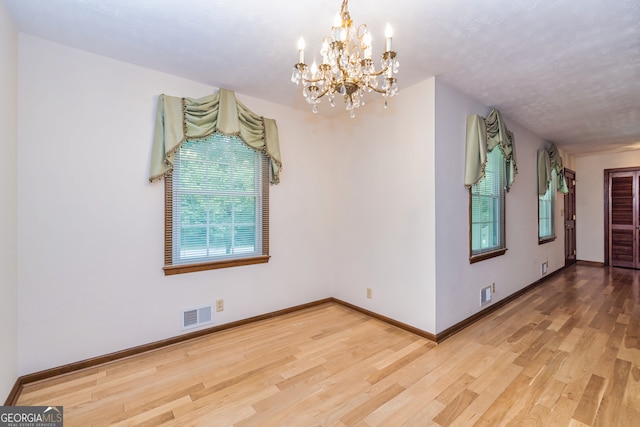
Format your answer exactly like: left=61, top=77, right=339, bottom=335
left=149, top=88, right=282, bottom=184
left=464, top=109, right=517, bottom=191
left=537, top=142, right=568, bottom=195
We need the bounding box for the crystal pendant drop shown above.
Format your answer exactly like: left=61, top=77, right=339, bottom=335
left=350, top=109, right=356, bottom=118
left=384, top=100, right=388, bottom=109
left=312, top=104, right=318, bottom=114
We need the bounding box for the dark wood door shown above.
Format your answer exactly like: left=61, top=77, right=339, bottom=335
left=609, top=171, right=638, bottom=268
left=564, top=169, right=576, bottom=266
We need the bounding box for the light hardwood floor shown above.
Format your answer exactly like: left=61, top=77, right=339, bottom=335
left=15, top=265, right=640, bottom=426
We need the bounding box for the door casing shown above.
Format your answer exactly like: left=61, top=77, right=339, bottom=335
left=604, top=166, right=640, bottom=267
left=564, top=169, right=576, bottom=266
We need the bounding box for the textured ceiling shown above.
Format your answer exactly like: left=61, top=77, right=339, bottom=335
left=4, top=0, right=640, bottom=155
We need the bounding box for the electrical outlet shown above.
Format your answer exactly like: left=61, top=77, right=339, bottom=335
left=216, top=299, right=224, bottom=312
left=366, top=288, right=372, bottom=299
left=541, top=261, right=548, bottom=275
left=492, top=282, right=495, bottom=293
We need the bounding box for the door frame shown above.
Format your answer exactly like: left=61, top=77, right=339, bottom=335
left=564, top=168, right=577, bottom=266
left=604, top=166, right=640, bottom=266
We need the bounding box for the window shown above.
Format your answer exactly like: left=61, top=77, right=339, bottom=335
left=538, top=170, right=556, bottom=243
left=470, top=147, right=506, bottom=262
left=164, top=134, right=269, bottom=275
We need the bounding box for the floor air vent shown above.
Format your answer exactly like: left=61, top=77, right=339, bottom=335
left=182, top=305, right=213, bottom=330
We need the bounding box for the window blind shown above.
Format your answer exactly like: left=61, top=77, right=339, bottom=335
left=539, top=170, right=556, bottom=240
left=470, top=147, right=506, bottom=255
left=170, top=134, right=266, bottom=265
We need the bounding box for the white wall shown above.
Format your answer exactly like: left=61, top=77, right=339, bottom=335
left=17, top=35, right=335, bottom=375
left=433, top=79, right=565, bottom=333
left=0, top=0, right=18, bottom=400
left=575, top=150, right=640, bottom=263
left=331, top=78, right=438, bottom=333
left=14, top=34, right=577, bottom=375
left=330, top=77, right=567, bottom=335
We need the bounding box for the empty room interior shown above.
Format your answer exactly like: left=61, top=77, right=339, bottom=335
left=1, top=0, right=639, bottom=425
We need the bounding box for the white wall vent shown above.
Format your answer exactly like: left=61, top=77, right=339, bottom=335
left=480, top=286, right=492, bottom=306
left=181, top=305, right=213, bottom=330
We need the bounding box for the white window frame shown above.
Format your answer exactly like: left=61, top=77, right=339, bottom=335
left=469, top=147, right=507, bottom=262
left=538, top=170, right=557, bottom=243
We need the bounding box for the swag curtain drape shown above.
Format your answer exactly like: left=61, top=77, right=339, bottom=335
left=537, top=142, right=568, bottom=195
left=149, top=88, right=282, bottom=184
left=464, top=109, right=517, bottom=191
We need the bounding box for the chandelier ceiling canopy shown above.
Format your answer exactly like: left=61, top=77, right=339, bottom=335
left=291, top=0, right=399, bottom=118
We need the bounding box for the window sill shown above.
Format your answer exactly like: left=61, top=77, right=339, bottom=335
left=538, top=236, right=557, bottom=245
left=469, top=248, right=507, bottom=264
left=164, top=255, right=270, bottom=275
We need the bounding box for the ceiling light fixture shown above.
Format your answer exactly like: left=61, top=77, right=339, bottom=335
left=291, top=0, right=399, bottom=118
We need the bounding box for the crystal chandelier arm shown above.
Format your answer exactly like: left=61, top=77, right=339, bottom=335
left=304, top=76, right=327, bottom=84
left=337, top=61, right=350, bottom=79
left=367, top=67, right=391, bottom=77
left=367, top=77, right=397, bottom=94
left=317, top=86, right=330, bottom=98
left=340, top=0, right=351, bottom=23
left=331, top=46, right=352, bottom=81
left=368, top=86, right=386, bottom=94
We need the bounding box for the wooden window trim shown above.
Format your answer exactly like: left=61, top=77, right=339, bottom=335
left=538, top=236, right=557, bottom=245
left=537, top=203, right=556, bottom=244
left=538, top=170, right=556, bottom=244
left=468, top=149, right=507, bottom=263
left=163, top=255, right=271, bottom=275
left=469, top=248, right=507, bottom=264
left=163, top=146, right=270, bottom=275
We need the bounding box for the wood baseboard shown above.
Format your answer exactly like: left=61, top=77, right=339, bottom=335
left=329, top=298, right=437, bottom=342
left=5, top=263, right=590, bottom=405
left=4, top=298, right=334, bottom=405
left=320, top=265, right=574, bottom=345
left=4, top=380, right=22, bottom=407
left=576, top=260, right=605, bottom=267
left=433, top=264, right=571, bottom=343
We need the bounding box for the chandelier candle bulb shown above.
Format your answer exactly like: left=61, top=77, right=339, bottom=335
left=363, top=31, right=372, bottom=59
left=322, top=40, right=330, bottom=64
left=385, top=23, right=393, bottom=51
left=297, top=37, right=305, bottom=63
left=333, top=14, right=341, bottom=39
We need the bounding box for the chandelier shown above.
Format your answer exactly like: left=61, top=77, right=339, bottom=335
left=291, top=0, right=399, bottom=118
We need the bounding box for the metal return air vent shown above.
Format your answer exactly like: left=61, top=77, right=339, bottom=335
left=181, top=305, right=213, bottom=330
